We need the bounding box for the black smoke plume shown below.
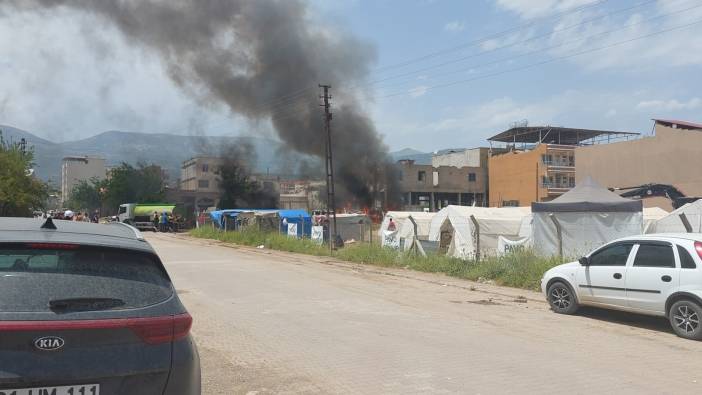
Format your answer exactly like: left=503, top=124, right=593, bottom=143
left=2, top=0, right=400, bottom=207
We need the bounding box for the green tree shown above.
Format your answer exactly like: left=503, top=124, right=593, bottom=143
left=101, top=162, right=166, bottom=210
left=217, top=158, right=277, bottom=209
left=0, top=132, right=48, bottom=217
left=66, top=178, right=103, bottom=212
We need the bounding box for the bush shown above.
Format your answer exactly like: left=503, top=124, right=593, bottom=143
left=189, top=227, right=565, bottom=291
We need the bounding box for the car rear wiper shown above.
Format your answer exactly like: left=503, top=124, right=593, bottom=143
left=48, top=297, right=126, bottom=313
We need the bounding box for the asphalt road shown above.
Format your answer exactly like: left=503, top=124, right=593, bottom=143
left=148, top=233, right=702, bottom=394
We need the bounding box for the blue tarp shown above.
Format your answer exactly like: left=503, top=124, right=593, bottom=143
left=278, top=209, right=312, bottom=237
left=209, top=208, right=312, bottom=237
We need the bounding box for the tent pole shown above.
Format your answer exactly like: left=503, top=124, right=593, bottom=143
left=679, top=213, right=693, bottom=233
left=470, top=215, right=480, bottom=261
left=408, top=215, right=419, bottom=255
left=549, top=213, right=563, bottom=257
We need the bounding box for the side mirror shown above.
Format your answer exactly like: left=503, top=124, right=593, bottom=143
left=579, top=257, right=590, bottom=266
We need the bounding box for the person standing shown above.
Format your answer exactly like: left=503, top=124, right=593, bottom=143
left=160, top=211, right=169, bottom=232
left=153, top=211, right=160, bottom=231
left=387, top=217, right=397, bottom=231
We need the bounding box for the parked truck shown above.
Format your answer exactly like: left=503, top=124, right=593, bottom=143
left=117, top=203, right=176, bottom=231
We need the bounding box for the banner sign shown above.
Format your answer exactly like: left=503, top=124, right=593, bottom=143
left=311, top=226, right=324, bottom=245
left=382, top=230, right=400, bottom=249
left=287, top=223, right=298, bottom=238
left=497, top=236, right=530, bottom=256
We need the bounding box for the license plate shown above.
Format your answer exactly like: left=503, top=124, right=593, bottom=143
left=0, top=384, right=99, bottom=395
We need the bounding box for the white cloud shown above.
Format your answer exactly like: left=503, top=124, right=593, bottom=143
left=377, top=89, right=666, bottom=150
left=408, top=85, right=429, bottom=98
left=495, top=0, right=594, bottom=19
left=491, top=0, right=702, bottom=71
left=637, top=97, right=702, bottom=111
left=443, top=21, right=465, bottom=32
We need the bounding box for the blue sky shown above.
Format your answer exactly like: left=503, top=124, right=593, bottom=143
left=317, top=0, right=702, bottom=150
left=1, top=0, right=701, bottom=152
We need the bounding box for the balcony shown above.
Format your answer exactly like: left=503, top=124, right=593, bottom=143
left=542, top=181, right=574, bottom=195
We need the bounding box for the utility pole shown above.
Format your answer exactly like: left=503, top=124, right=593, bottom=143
left=319, top=84, right=337, bottom=252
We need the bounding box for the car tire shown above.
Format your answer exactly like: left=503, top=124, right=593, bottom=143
left=669, top=300, right=702, bottom=340
left=547, top=281, right=579, bottom=315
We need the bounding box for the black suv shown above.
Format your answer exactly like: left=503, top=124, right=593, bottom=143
left=0, top=217, right=200, bottom=395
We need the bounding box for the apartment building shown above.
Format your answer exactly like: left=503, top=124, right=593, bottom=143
left=398, top=148, right=489, bottom=211
left=180, top=157, right=223, bottom=193
left=61, top=156, right=106, bottom=204
left=488, top=126, right=637, bottom=207
left=576, top=119, right=702, bottom=210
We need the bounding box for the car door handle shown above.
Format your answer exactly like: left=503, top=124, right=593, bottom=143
left=662, top=275, right=672, bottom=282
left=613, top=273, right=622, bottom=279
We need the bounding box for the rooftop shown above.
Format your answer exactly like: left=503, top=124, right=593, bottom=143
left=653, top=119, right=702, bottom=130
left=488, top=126, right=638, bottom=145
left=0, top=218, right=152, bottom=252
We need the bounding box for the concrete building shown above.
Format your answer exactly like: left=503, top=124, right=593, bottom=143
left=576, top=119, right=702, bottom=210
left=488, top=126, right=637, bottom=207
left=278, top=180, right=325, bottom=211
left=398, top=148, right=489, bottom=211
left=61, top=156, right=106, bottom=204
left=180, top=157, right=223, bottom=193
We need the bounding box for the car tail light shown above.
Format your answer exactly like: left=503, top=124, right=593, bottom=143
left=0, top=313, right=192, bottom=345
left=129, top=313, right=193, bottom=344
left=26, top=243, right=79, bottom=250
left=695, top=241, right=702, bottom=260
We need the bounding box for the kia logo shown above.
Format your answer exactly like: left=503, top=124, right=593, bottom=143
left=34, top=336, right=65, bottom=351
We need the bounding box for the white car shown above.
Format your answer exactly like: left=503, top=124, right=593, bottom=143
left=541, top=234, right=702, bottom=340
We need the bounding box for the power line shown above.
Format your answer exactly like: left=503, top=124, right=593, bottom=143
left=356, top=0, right=662, bottom=90
left=371, top=0, right=702, bottom=93
left=372, top=0, right=610, bottom=73
left=214, top=0, right=617, bottom=118
left=254, top=0, right=659, bottom=115
left=377, top=17, right=702, bottom=99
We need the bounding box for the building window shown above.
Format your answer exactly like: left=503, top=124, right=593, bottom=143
left=198, top=179, right=210, bottom=189
left=468, top=173, right=476, bottom=182
left=502, top=200, right=519, bottom=207
left=202, top=163, right=209, bottom=173
left=541, top=154, right=552, bottom=165
left=418, top=171, right=426, bottom=182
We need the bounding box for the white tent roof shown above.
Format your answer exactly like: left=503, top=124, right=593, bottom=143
left=428, top=206, right=531, bottom=241
left=648, top=200, right=702, bottom=233
left=427, top=205, right=531, bottom=259
left=380, top=211, right=432, bottom=231
left=396, top=212, right=436, bottom=239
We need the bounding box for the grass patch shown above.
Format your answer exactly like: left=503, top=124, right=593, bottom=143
left=189, top=227, right=566, bottom=291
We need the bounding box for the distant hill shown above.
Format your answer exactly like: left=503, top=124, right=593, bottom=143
left=0, top=125, right=317, bottom=185
left=390, top=148, right=432, bottom=165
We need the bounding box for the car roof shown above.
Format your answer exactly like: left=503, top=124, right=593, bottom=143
left=616, top=233, right=702, bottom=243
left=0, top=217, right=154, bottom=253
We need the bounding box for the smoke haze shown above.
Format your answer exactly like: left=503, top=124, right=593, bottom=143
left=1, top=0, right=398, bottom=206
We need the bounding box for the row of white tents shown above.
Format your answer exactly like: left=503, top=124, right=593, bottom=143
left=380, top=178, right=702, bottom=259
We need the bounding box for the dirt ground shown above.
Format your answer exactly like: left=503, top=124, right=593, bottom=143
left=148, top=233, right=702, bottom=394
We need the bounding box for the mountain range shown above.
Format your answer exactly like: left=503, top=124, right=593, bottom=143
left=0, top=125, right=431, bottom=185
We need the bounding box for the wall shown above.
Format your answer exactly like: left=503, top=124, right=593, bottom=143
left=488, top=145, right=547, bottom=207
left=61, top=157, right=106, bottom=203
left=431, top=148, right=488, bottom=168
left=398, top=162, right=487, bottom=194
left=180, top=157, right=223, bottom=193
left=576, top=124, right=702, bottom=210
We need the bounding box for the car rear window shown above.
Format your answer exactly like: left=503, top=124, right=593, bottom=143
left=678, top=245, right=697, bottom=269
left=633, top=243, right=675, bottom=268
left=0, top=244, right=173, bottom=313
